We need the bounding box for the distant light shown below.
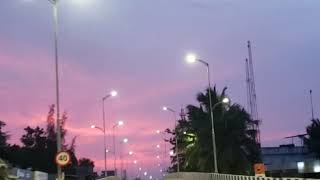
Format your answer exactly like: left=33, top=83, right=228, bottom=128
left=160, top=169, right=163, bottom=172
left=144, top=172, right=147, bottom=176
left=129, top=151, right=133, bottom=155
left=297, top=162, right=304, bottom=169
left=297, top=162, right=305, bottom=173
left=133, top=160, right=137, bottom=164
left=162, top=106, right=168, bottom=111
left=222, top=97, right=230, bottom=104
left=158, top=163, right=161, bottom=167
left=123, top=138, right=128, bottom=143
left=149, top=175, right=153, bottom=179
left=185, top=53, right=197, bottom=64
left=110, top=90, right=118, bottom=97
left=183, top=131, right=187, bottom=135
left=90, top=125, right=95, bottom=129
left=118, top=121, right=124, bottom=126
left=156, top=155, right=160, bottom=159
left=106, top=149, right=109, bottom=153
left=156, top=144, right=160, bottom=148
left=314, top=164, right=320, bottom=173
left=169, top=150, right=174, bottom=156
left=139, top=167, right=142, bottom=171
left=156, top=130, right=161, bottom=134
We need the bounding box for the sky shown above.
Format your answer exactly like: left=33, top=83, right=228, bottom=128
left=1, top=0, right=320, bottom=178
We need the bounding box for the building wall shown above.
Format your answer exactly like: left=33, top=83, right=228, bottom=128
left=261, top=144, right=317, bottom=177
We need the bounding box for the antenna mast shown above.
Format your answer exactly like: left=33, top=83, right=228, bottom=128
left=246, top=41, right=261, bottom=144
left=310, top=90, right=315, bottom=120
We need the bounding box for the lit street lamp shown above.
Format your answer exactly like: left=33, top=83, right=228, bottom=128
left=213, top=97, right=230, bottom=109
left=156, top=129, right=168, bottom=169
left=46, top=0, right=62, bottom=179
left=163, top=106, right=180, bottom=172
left=90, top=124, right=108, bottom=174
left=101, top=90, right=118, bottom=174
left=32, top=0, right=91, bottom=179
left=169, top=150, right=174, bottom=156
left=120, top=138, right=128, bottom=178
left=112, top=120, right=124, bottom=174
left=185, top=53, right=219, bottom=173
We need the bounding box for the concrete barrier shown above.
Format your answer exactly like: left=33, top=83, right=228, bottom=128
left=164, top=173, right=320, bottom=180
left=97, top=176, right=122, bottom=180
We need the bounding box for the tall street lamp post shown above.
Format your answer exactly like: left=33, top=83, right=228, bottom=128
left=90, top=125, right=107, bottom=175
left=47, top=0, right=62, bottom=179
left=100, top=90, right=118, bottom=175
left=185, top=53, right=218, bottom=173
left=162, top=106, right=180, bottom=172
left=120, top=138, right=128, bottom=178
left=112, top=120, right=124, bottom=174
left=156, top=130, right=167, bottom=170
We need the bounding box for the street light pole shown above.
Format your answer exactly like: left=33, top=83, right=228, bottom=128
left=185, top=54, right=218, bottom=173
left=162, top=107, right=180, bottom=172
left=205, top=62, right=219, bottom=174
left=112, top=127, right=116, bottom=174
left=157, top=130, right=167, bottom=170
left=111, top=120, right=123, bottom=175
left=49, top=0, right=62, bottom=179
left=102, top=98, right=107, bottom=175
left=100, top=90, right=117, bottom=176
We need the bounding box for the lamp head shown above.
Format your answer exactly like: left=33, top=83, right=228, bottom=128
left=185, top=53, right=197, bottom=63
left=222, top=97, right=230, bottom=104
left=118, top=121, right=124, bottom=126
left=110, top=90, right=118, bottom=97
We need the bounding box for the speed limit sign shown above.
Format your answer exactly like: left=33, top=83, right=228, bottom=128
left=55, top=151, right=71, bottom=167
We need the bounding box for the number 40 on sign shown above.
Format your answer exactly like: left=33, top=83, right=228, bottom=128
left=55, top=151, right=71, bottom=167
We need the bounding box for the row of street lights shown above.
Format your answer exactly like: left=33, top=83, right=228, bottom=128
left=44, top=0, right=228, bottom=176
left=89, top=90, right=118, bottom=175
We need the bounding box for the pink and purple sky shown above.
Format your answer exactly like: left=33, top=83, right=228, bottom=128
left=1, top=0, right=320, bottom=178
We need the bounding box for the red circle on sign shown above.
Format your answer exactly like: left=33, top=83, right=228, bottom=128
left=55, top=151, right=71, bottom=167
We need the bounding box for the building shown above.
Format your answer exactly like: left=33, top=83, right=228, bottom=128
left=262, top=144, right=318, bottom=177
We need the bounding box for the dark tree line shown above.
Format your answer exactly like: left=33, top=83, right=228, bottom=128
left=0, top=105, right=94, bottom=176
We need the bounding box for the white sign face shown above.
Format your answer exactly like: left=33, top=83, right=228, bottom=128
left=55, top=151, right=71, bottom=167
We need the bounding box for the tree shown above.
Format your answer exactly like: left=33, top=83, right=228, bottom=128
left=0, top=121, right=9, bottom=161
left=1, top=105, right=94, bottom=175
left=305, top=118, right=320, bottom=158
left=21, top=127, right=46, bottom=149
left=0, top=121, right=9, bottom=147
left=79, top=158, right=95, bottom=168
left=168, top=87, right=260, bottom=175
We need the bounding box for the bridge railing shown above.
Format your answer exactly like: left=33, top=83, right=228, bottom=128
left=165, top=172, right=318, bottom=180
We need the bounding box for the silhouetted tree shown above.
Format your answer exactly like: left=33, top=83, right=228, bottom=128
left=0, top=105, right=95, bottom=176
left=168, top=87, right=260, bottom=175
left=305, top=118, right=320, bottom=158
left=0, top=121, right=9, bottom=147
left=0, top=121, right=10, bottom=162
left=79, top=158, right=94, bottom=168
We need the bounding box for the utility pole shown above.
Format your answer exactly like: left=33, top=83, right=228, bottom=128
left=310, top=90, right=315, bottom=120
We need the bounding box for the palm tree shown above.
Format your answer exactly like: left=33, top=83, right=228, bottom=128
left=169, top=87, right=260, bottom=175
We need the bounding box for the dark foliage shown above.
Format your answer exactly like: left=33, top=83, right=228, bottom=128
left=167, top=87, right=261, bottom=175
